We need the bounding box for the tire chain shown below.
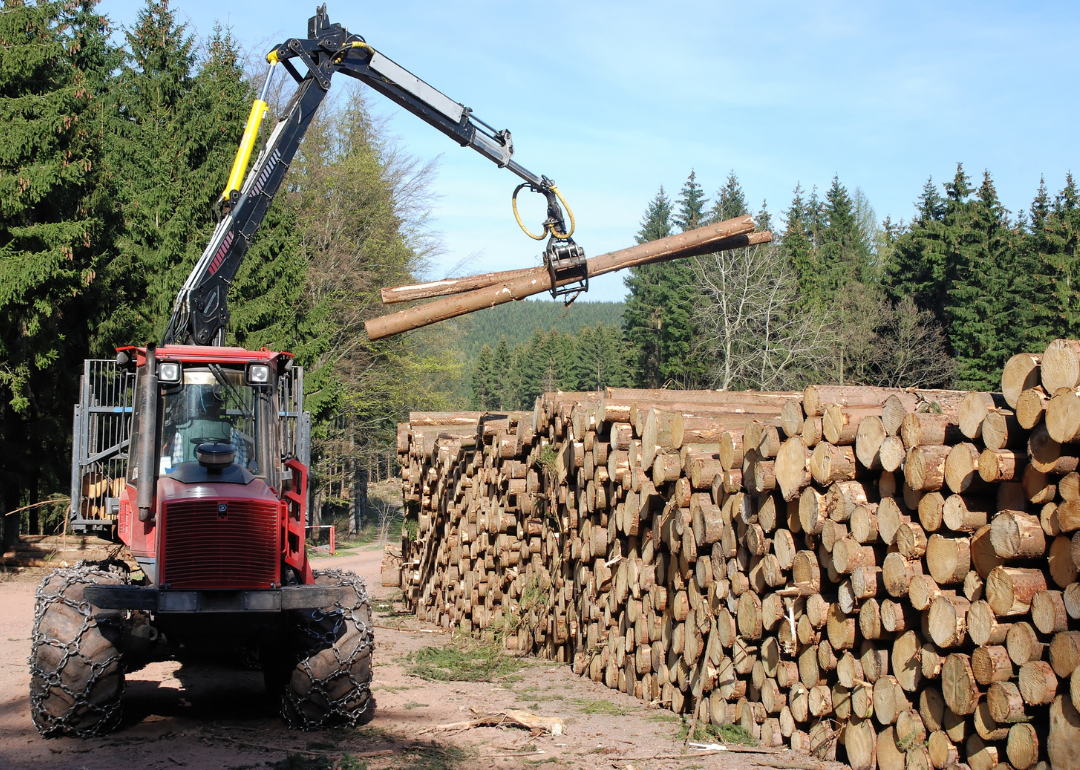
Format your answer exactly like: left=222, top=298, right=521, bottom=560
left=282, top=568, right=376, bottom=729
left=29, top=559, right=129, bottom=738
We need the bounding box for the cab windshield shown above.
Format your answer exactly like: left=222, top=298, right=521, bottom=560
left=161, top=369, right=259, bottom=474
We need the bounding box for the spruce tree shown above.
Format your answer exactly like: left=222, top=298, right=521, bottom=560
left=492, top=336, right=512, bottom=408
left=0, top=0, right=114, bottom=533
left=710, top=171, right=748, bottom=224
left=472, top=344, right=495, bottom=408
left=884, top=178, right=950, bottom=319
left=756, top=200, right=772, bottom=233
left=782, top=184, right=819, bottom=301
left=635, top=186, right=673, bottom=242
left=1030, top=174, right=1080, bottom=339
left=674, top=171, right=708, bottom=231
left=516, top=328, right=547, bottom=407
left=817, top=176, right=871, bottom=299
left=101, top=1, right=289, bottom=349
left=574, top=323, right=630, bottom=391
left=946, top=171, right=1018, bottom=388
left=623, top=187, right=670, bottom=387
left=623, top=186, right=702, bottom=388
left=100, top=0, right=199, bottom=346
left=1031, top=177, right=1051, bottom=230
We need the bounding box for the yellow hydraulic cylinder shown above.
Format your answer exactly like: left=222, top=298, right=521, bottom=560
left=218, top=62, right=276, bottom=209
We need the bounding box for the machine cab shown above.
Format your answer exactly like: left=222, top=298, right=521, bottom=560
left=112, top=345, right=311, bottom=588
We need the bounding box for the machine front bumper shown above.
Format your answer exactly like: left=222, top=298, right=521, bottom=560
left=83, top=585, right=348, bottom=613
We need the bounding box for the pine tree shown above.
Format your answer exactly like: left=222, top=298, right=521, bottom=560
left=674, top=171, right=708, bottom=232
left=0, top=0, right=114, bottom=533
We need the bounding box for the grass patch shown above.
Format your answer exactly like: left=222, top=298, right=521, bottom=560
left=406, top=638, right=523, bottom=682
left=676, top=719, right=758, bottom=746
left=373, top=685, right=413, bottom=694
left=645, top=710, right=681, bottom=723
left=404, top=702, right=428, bottom=710
left=535, top=445, right=558, bottom=474
left=569, top=698, right=633, bottom=716
left=372, top=591, right=411, bottom=616
left=513, top=686, right=566, bottom=702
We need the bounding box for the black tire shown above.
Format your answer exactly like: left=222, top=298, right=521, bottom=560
left=280, top=568, right=376, bottom=729
left=29, top=560, right=128, bottom=737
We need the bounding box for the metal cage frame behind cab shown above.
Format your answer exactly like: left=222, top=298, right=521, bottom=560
left=69, top=359, right=135, bottom=534
left=70, top=358, right=311, bottom=536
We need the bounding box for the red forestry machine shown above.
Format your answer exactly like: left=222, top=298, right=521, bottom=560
left=31, top=6, right=581, bottom=736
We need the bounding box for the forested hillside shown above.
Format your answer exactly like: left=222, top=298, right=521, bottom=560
left=4, top=0, right=1080, bottom=541
left=455, top=300, right=623, bottom=359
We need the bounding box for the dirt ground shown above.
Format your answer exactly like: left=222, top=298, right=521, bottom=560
left=0, top=544, right=837, bottom=770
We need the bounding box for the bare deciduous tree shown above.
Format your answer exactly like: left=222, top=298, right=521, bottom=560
left=692, top=244, right=836, bottom=391
left=868, top=298, right=955, bottom=387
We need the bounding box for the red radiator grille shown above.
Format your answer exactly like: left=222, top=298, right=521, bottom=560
left=160, top=499, right=280, bottom=589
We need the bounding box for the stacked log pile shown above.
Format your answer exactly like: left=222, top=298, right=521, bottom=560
left=396, top=340, right=1080, bottom=770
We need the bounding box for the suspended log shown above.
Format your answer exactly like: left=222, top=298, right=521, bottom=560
left=367, top=218, right=768, bottom=339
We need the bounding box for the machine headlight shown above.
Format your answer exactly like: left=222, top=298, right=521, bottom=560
left=247, top=363, right=272, bottom=385
left=158, top=362, right=181, bottom=384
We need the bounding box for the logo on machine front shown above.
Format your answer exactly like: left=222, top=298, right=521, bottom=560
left=217, top=502, right=228, bottom=520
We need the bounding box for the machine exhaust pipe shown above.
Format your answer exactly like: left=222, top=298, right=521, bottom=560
left=137, top=344, right=159, bottom=522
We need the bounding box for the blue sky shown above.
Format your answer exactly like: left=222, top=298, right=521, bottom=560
left=103, top=1, right=1080, bottom=301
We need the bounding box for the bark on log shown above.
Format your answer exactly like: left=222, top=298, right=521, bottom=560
left=906, top=445, right=951, bottom=492
left=989, top=510, right=1046, bottom=559
left=986, top=566, right=1048, bottom=616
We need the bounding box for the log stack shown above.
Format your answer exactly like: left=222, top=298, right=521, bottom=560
left=395, top=339, right=1080, bottom=770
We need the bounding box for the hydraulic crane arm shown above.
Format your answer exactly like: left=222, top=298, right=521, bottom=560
left=164, top=5, right=584, bottom=347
